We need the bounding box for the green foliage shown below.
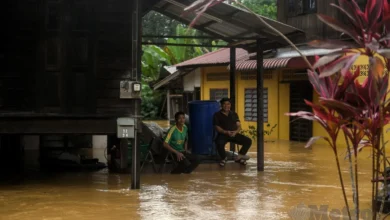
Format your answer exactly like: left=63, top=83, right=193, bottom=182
left=140, top=83, right=163, bottom=119
left=143, top=11, right=227, bottom=53
left=140, top=25, right=210, bottom=119
left=264, top=123, right=277, bottom=136
left=163, top=25, right=209, bottom=64
left=142, top=45, right=171, bottom=83
left=233, top=0, right=277, bottom=20
left=211, top=40, right=228, bottom=52
left=142, top=11, right=181, bottom=38
left=240, top=123, right=278, bottom=140
left=141, top=45, right=171, bottom=119
left=240, top=125, right=258, bottom=140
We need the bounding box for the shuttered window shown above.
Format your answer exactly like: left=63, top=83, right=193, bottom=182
left=244, top=88, right=268, bottom=122
left=288, top=0, right=316, bottom=16
left=210, top=89, right=228, bottom=101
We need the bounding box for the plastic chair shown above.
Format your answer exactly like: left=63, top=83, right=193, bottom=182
left=213, top=131, right=243, bottom=160
left=140, top=137, right=158, bottom=173
left=231, top=144, right=242, bottom=160
left=159, top=150, right=178, bottom=173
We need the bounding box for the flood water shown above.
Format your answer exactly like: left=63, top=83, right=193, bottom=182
left=0, top=140, right=377, bottom=220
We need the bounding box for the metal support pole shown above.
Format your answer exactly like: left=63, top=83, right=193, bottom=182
left=167, top=90, right=171, bottom=121
left=256, top=39, right=264, bottom=172
left=142, top=42, right=232, bottom=48
left=142, top=35, right=260, bottom=40
left=131, top=0, right=142, bottom=190
left=131, top=118, right=140, bottom=189
left=229, top=47, right=236, bottom=152
left=229, top=47, right=236, bottom=111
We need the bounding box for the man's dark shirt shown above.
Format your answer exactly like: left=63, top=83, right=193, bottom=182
left=213, top=110, right=240, bottom=131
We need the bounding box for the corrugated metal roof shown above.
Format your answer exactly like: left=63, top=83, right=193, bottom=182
left=276, top=48, right=340, bottom=58
left=176, top=47, right=249, bottom=68
left=153, top=48, right=248, bottom=89
left=230, top=58, right=292, bottom=71
left=153, top=0, right=305, bottom=45
left=164, top=66, right=177, bottom=74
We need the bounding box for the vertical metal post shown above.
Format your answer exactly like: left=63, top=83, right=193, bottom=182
left=229, top=47, right=236, bottom=152
left=131, top=0, right=142, bottom=189
left=256, top=39, right=264, bottom=171
left=167, top=90, right=171, bottom=121
left=229, top=47, right=236, bottom=111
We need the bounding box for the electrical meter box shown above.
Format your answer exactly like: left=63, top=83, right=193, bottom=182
left=120, top=81, right=142, bottom=99
left=117, top=117, right=135, bottom=138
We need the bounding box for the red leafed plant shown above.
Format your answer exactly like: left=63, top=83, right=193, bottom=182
left=183, top=0, right=390, bottom=219
left=286, top=0, right=390, bottom=219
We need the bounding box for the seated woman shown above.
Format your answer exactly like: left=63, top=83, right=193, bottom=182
left=213, top=98, right=252, bottom=167
left=163, top=111, right=200, bottom=174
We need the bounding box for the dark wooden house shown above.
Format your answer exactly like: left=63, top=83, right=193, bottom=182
left=277, top=0, right=367, bottom=40
left=0, top=0, right=306, bottom=179
left=0, top=0, right=151, bottom=132
left=0, top=0, right=160, bottom=174
left=275, top=0, right=367, bottom=143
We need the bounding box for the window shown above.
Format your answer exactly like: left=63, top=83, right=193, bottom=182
left=288, top=0, right=316, bottom=16
left=306, top=0, right=316, bottom=13
left=210, top=89, right=228, bottom=101
left=288, top=0, right=295, bottom=14
left=244, top=88, right=268, bottom=122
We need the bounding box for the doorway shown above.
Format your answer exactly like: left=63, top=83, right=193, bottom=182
left=289, top=82, right=313, bottom=142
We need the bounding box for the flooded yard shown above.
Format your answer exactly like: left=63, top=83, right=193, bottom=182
left=0, top=140, right=374, bottom=220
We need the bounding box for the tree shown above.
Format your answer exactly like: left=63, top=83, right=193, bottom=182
left=142, top=45, right=171, bottom=82
left=140, top=26, right=211, bottom=119
left=232, top=0, right=277, bottom=20
left=143, top=11, right=227, bottom=49
left=142, top=11, right=181, bottom=41
left=163, top=25, right=210, bottom=64
left=141, top=45, right=171, bottom=119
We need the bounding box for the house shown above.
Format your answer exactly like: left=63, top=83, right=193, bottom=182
left=277, top=0, right=390, bottom=145
left=153, top=0, right=389, bottom=145
left=0, top=0, right=168, bottom=186
left=0, top=0, right=306, bottom=181
left=277, top=0, right=367, bottom=41
left=153, top=46, right=323, bottom=141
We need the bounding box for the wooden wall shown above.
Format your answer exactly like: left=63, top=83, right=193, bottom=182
left=0, top=1, right=37, bottom=111
left=0, top=0, right=138, bottom=116
left=277, top=0, right=367, bottom=41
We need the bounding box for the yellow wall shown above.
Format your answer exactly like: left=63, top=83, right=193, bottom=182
left=201, top=66, right=280, bottom=141
left=236, top=70, right=279, bottom=140
left=201, top=66, right=231, bottom=100
left=200, top=54, right=389, bottom=145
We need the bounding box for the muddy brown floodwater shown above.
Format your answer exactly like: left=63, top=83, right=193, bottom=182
left=0, top=140, right=376, bottom=220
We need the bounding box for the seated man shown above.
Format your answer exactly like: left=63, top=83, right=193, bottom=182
left=163, top=111, right=200, bottom=174
left=213, top=97, right=252, bottom=167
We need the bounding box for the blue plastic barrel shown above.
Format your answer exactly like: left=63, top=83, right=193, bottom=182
left=188, top=101, right=220, bottom=155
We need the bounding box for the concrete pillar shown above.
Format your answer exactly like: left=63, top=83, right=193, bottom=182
left=22, top=135, right=40, bottom=169
left=92, top=135, right=107, bottom=164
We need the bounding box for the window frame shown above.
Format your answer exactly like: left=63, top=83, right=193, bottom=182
left=288, top=0, right=317, bottom=17
left=209, top=88, right=229, bottom=101
left=244, top=88, right=268, bottom=123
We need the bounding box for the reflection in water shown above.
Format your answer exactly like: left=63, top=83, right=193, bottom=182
left=0, top=140, right=374, bottom=220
